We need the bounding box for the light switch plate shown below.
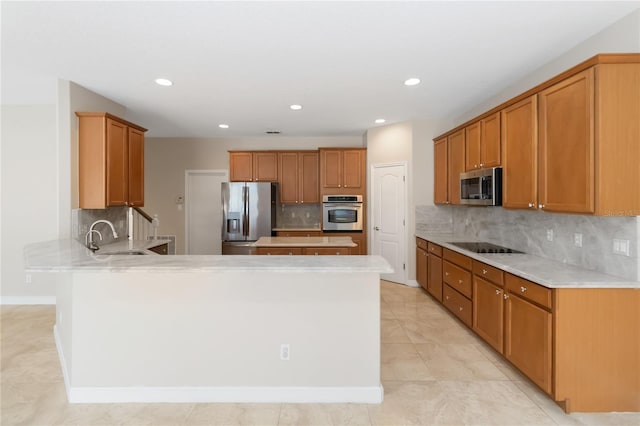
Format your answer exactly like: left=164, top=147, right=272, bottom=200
left=612, top=239, right=630, bottom=256
left=546, top=229, right=554, bottom=242
left=574, top=233, right=583, bottom=247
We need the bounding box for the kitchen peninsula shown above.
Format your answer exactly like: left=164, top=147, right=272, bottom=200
left=24, top=239, right=392, bottom=404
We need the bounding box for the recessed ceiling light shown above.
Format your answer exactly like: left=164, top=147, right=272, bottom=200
left=218, top=124, right=229, bottom=129
left=155, top=78, right=173, bottom=86
left=290, top=104, right=303, bottom=110
left=404, top=78, right=421, bottom=86
left=375, top=119, right=386, bottom=124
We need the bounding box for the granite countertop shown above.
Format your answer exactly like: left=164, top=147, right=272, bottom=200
left=24, top=239, right=391, bottom=273
left=415, top=232, right=639, bottom=289
left=253, top=236, right=356, bottom=247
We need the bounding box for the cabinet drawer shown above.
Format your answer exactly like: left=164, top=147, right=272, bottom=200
left=416, top=238, right=428, bottom=250
left=443, top=248, right=473, bottom=270
left=304, top=247, right=350, bottom=256
left=505, top=274, right=552, bottom=310
left=443, top=261, right=472, bottom=298
left=427, top=242, right=442, bottom=257
left=473, top=261, right=504, bottom=286
left=443, top=284, right=472, bottom=327
left=256, top=247, right=303, bottom=255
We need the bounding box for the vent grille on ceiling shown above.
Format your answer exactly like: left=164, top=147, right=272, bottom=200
left=265, top=130, right=281, bottom=134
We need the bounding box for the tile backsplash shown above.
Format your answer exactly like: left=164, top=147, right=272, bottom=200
left=276, top=203, right=322, bottom=229
left=72, top=207, right=128, bottom=246
left=416, top=205, right=639, bottom=281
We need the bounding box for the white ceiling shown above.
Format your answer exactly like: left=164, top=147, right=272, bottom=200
left=2, top=1, right=639, bottom=138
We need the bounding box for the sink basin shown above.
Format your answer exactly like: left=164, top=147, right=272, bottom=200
left=101, top=250, right=149, bottom=255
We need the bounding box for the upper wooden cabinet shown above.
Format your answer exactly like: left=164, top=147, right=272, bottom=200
left=319, top=148, right=366, bottom=195
left=447, top=130, right=465, bottom=205
left=502, top=95, right=538, bottom=210
left=433, top=137, right=448, bottom=204
left=538, top=68, right=595, bottom=214
left=436, top=54, right=640, bottom=216
left=277, top=151, right=319, bottom=204
left=76, top=112, right=147, bottom=209
left=229, top=151, right=278, bottom=182
left=466, top=112, right=501, bottom=171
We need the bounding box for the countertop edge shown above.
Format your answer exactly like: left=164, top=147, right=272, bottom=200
left=415, top=232, right=640, bottom=289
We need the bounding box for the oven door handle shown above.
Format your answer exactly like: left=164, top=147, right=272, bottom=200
left=323, top=204, right=360, bottom=208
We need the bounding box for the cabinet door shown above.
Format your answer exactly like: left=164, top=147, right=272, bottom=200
left=106, top=118, right=128, bottom=206
left=320, top=150, right=343, bottom=189
left=538, top=68, right=595, bottom=214
left=473, top=277, right=504, bottom=353
left=416, top=247, right=428, bottom=291
left=427, top=253, right=443, bottom=302
left=278, top=152, right=299, bottom=204
left=481, top=112, right=501, bottom=168
left=465, top=121, right=481, bottom=171
left=502, top=95, right=538, bottom=210
left=253, top=152, right=279, bottom=182
left=342, top=150, right=363, bottom=190
left=505, top=292, right=552, bottom=394
left=229, top=152, right=253, bottom=182
left=447, top=130, right=465, bottom=205
left=433, top=138, right=448, bottom=204
left=128, top=127, right=145, bottom=207
left=299, top=151, right=319, bottom=203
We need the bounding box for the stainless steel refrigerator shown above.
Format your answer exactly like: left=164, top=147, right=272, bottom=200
left=221, top=182, right=278, bottom=255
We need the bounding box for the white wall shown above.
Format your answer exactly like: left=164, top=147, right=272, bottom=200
left=1, top=105, right=58, bottom=302
left=455, top=9, right=640, bottom=124
left=145, top=136, right=363, bottom=254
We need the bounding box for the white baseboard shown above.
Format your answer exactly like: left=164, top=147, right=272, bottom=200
left=1, top=296, right=56, bottom=305
left=65, top=384, right=384, bottom=404
left=405, top=280, right=420, bottom=288
left=53, top=325, right=383, bottom=404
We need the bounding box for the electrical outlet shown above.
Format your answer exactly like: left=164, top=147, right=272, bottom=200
left=574, top=233, right=583, bottom=247
left=546, top=229, right=554, bottom=242
left=280, top=344, right=290, bottom=361
left=613, top=239, right=631, bottom=256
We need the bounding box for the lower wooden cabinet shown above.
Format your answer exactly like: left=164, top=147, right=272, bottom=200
left=304, top=247, right=349, bottom=256
left=473, top=276, right=504, bottom=353
left=416, top=245, right=428, bottom=291
left=427, top=253, right=443, bottom=301
left=256, top=247, right=302, bottom=255
left=255, top=246, right=350, bottom=255
left=276, top=231, right=322, bottom=237
left=442, top=284, right=472, bottom=327
left=504, top=290, right=552, bottom=394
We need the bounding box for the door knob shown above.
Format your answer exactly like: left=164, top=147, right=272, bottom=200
left=374, top=226, right=380, bottom=231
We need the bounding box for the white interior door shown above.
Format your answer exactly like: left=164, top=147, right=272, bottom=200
left=371, top=163, right=407, bottom=284
left=185, top=170, right=228, bottom=254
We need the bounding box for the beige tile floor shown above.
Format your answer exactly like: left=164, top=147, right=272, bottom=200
left=2, top=280, right=639, bottom=425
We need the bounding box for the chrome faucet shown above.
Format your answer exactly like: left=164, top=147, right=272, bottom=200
left=85, top=220, right=119, bottom=251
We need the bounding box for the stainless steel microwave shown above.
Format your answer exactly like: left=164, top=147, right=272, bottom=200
left=460, top=167, right=502, bottom=206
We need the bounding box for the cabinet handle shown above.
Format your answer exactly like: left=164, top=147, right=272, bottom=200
left=504, top=294, right=509, bottom=300
left=520, top=286, right=527, bottom=293
left=482, top=269, right=487, bottom=274
left=495, top=289, right=501, bottom=295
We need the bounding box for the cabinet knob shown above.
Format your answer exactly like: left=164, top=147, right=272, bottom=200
left=336, top=252, right=341, bottom=255
left=338, top=185, right=341, bottom=188
left=300, top=201, right=304, bottom=204
left=445, top=295, right=450, bottom=300
left=314, top=252, right=319, bottom=256
left=504, top=294, right=509, bottom=300
left=495, top=289, right=501, bottom=295
left=520, top=286, right=527, bottom=293
left=289, top=252, right=294, bottom=255
left=480, top=163, right=484, bottom=167
left=445, top=272, right=449, bottom=276
left=538, top=204, right=545, bottom=209
left=459, top=307, right=463, bottom=311
left=474, top=164, right=478, bottom=168
left=482, top=269, right=487, bottom=274
left=458, top=279, right=463, bottom=284
left=528, top=203, right=534, bottom=208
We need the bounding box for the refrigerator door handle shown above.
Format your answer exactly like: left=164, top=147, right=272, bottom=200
left=243, top=186, right=249, bottom=237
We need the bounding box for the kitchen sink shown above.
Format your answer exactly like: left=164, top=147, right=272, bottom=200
left=448, top=242, right=523, bottom=254
left=100, top=250, right=149, bottom=255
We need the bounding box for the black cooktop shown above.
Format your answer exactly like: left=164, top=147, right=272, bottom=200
left=448, top=242, right=524, bottom=254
